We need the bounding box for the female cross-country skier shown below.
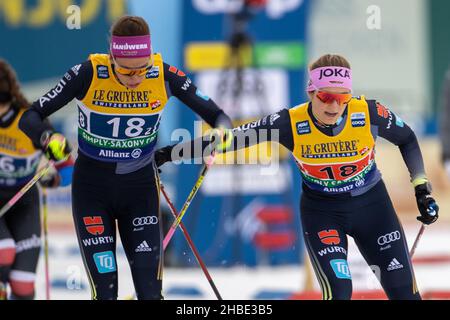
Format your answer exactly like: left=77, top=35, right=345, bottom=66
left=19, top=16, right=231, bottom=300
left=0, top=59, right=73, bottom=300
left=155, top=54, right=439, bottom=300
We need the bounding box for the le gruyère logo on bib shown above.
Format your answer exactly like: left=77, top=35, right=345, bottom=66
left=300, top=140, right=359, bottom=159
left=0, top=134, right=18, bottom=153
left=91, top=89, right=153, bottom=108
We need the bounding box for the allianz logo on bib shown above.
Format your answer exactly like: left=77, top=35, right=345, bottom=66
left=296, top=121, right=311, bottom=135
left=98, top=148, right=142, bottom=159
left=351, top=112, right=366, bottom=127
left=131, top=149, right=142, bottom=159
left=97, top=65, right=110, bottom=79
left=99, top=150, right=130, bottom=158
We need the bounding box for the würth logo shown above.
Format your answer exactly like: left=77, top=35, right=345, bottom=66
left=318, top=229, right=341, bottom=245
left=83, top=216, right=104, bottom=236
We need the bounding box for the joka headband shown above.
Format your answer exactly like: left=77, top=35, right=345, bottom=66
left=307, top=66, right=352, bottom=92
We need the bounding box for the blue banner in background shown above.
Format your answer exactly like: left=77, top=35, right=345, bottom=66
left=0, top=0, right=126, bottom=82
left=173, top=0, right=310, bottom=267
left=0, top=0, right=127, bottom=208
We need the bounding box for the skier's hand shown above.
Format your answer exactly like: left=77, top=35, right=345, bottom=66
left=415, top=183, right=439, bottom=225
left=209, top=127, right=233, bottom=152
left=42, top=132, right=72, bottom=161
left=154, top=145, right=173, bottom=168
left=39, top=156, right=74, bottom=188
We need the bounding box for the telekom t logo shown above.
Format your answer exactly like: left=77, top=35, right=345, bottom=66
left=93, top=251, right=116, bottom=274
left=97, top=255, right=113, bottom=268
left=330, top=259, right=351, bottom=280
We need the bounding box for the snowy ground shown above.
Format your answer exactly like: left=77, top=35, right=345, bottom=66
left=30, top=220, right=450, bottom=300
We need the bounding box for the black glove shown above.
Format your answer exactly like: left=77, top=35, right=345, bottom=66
left=154, top=145, right=173, bottom=168
left=415, top=183, right=439, bottom=225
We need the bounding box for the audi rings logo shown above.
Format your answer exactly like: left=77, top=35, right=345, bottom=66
left=377, top=231, right=401, bottom=246
left=133, top=216, right=158, bottom=227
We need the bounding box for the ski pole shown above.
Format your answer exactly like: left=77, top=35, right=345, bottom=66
left=162, top=152, right=216, bottom=250
left=42, top=187, right=51, bottom=300
left=122, top=153, right=217, bottom=301
left=409, top=224, right=426, bottom=258
left=0, top=160, right=54, bottom=219
left=160, top=182, right=222, bottom=300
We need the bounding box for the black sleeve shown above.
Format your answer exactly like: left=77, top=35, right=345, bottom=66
left=30, top=118, right=55, bottom=150
left=228, top=109, right=294, bottom=151
left=19, top=61, right=93, bottom=148
left=163, top=62, right=232, bottom=129
left=368, top=99, right=427, bottom=182
left=171, top=108, right=294, bottom=161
